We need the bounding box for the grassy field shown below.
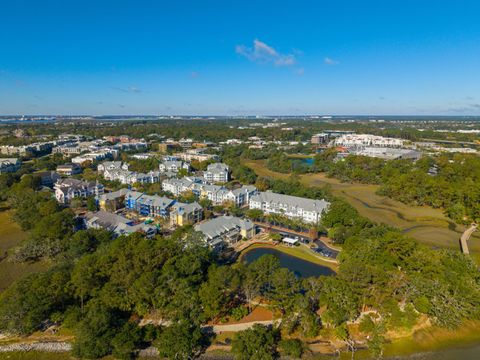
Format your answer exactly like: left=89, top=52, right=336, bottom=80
left=243, top=159, right=480, bottom=255
left=0, top=208, right=49, bottom=292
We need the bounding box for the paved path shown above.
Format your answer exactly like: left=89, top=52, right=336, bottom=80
left=460, top=224, right=477, bottom=255
left=206, top=320, right=279, bottom=333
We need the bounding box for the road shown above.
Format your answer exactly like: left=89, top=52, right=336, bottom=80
left=460, top=224, right=477, bottom=255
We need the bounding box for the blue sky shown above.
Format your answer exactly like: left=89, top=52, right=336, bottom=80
left=1, top=0, right=480, bottom=115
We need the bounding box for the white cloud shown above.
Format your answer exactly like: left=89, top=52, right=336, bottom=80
left=324, top=57, right=339, bottom=65
left=236, top=39, right=296, bottom=66
left=112, top=86, right=142, bottom=93
left=295, top=68, right=305, bottom=76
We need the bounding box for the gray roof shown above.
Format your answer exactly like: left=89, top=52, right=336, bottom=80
left=250, top=191, right=329, bottom=213
left=136, top=193, right=175, bottom=208
left=0, top=158, right=19, bottom=165
left=85, top=210, right=132, bottom=229
left=194, top=216, right=253, bottom=240
left=206, top=163, right=229, bottom=172
left=171, top=201, right=202, bottom=215
left=99, top=188, right=130, bottom=201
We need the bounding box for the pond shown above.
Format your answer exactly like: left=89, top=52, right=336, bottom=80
left=291, top=157, right=314, bottom=165
left=242, top=247, right=335, bottom=278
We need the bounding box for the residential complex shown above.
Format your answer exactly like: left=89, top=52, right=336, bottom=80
left=159, top=160, right=190, bottom=173
left=125, top=191, right=176, bottom=218
left=204, top=163, right=230, bottom=183
left=169, top=202, right=203, bottom=226
left=57, top=163, right=82, bottom=176
left=333, top=134, right=405, bottom=148
left=84, top=210, right=157, bottom=238
left=194, top=216, right=255, bottom=248
left=54, top=178, right=104, bottom=204
left=0, top=158, right=21, bottom=173
left=249, top=191, right=330, bottom=224
left=99, top=161, right=160, bottom=184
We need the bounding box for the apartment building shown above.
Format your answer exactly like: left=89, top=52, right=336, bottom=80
left=99, top=161, right=160, bottom=184
left=204, top=163, right=230, bottom=183
left=125, top=191, right=175, bottom=218
left=56, top=163, right=82, bottom=176
left=54, top=178, right=104, bottom=204
left=71, top=148, right=118, bottom=165
left=162, top=176, right=206, bottom=196
left=169, top=202, right=203, bottom=226
left=333, top=134, right=405, bottom=148
left=159, top=160, right=190, bottom=173
left=194, top=216, right=255, bottom=249
left=84, top=210, right=157, bottom=238
left=249, top=191, right=330, bottom=224
left=0, top=158, right=21, bottom=173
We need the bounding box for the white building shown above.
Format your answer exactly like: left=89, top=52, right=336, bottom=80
left=159, top=160, right=190, bottom=173
left=333, top=134, right=405, bottom=148
left=0, top=158, right=21, bottom=173
left=204, top=163, right=230, bottom=183
left=54, top=178, right=104, bottom=204
left=194, top=216, right=255, bottom=249
left=99, top=161, right=160, bottom=185
left=249, top=191, right=330, bottom=224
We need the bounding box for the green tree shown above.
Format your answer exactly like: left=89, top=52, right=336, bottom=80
left=154, top=321, right=205, bottom=360
left=231, top=324, right=279, bottom=360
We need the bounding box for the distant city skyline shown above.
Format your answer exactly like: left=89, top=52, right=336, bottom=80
left=1, top=0, right=480, bottom=115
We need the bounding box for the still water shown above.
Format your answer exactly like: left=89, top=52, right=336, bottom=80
left=242, top=247, right=335, bottom=278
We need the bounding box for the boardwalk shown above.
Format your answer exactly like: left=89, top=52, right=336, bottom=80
left=460, top=224, right=477, bottom=255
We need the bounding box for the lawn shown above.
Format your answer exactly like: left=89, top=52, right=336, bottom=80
left=0, top=208, right=49, bottom=292
left=243, top=159, right=480, bottom=255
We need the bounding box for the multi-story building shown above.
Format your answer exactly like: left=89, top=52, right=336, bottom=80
left=54, top=178, right=104, bottom=204
left=351, top=147, right=422, bottom=160
left=125, top=191, right=175, bottom=218
left=333, top=134, right=405, bottom=148
left=84, top=210, right=157, bottom=238
left=34, top=171, right=61, bottom=187
left=169, top=202, right=203, bottom=226
left=159, top=160, right=190, bottom=173
left=99, top=161, right=160, bottom=185
left=0, top=158, right=21, bottom=173
left=174, top=149, right=220, bottom=162
left=161, top=176, right=206, bottom=196
left=71, top=148, right=118, bottom=165
left=204, top=163, right=230, bottom=183
left=201, top=185, right=257, bottom=207
left=97, top=161, right=128, bottom=174
left=98, top=188, right=130, bottom=211
left=311, top=133, right=329, bottom=145
left=52, top=145, right=83, bottom=156
left=194, top=216, right=255, bottom=249
left=57, top=163, right=82, bottom=176
left=249, top=191, right=330, bottom=224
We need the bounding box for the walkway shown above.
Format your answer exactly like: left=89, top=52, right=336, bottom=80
left=460, top=224, right=477, bottom=255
